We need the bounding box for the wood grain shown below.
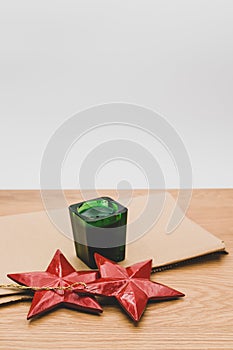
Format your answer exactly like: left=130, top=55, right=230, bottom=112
left=0, top=189, right=232, bottom=350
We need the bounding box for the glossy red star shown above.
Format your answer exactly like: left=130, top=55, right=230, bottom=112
left=78, top=254, right=184, bottom=321
left=7, top=250, right=102, bottom=319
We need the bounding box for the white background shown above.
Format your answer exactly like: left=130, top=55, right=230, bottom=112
left=0, top=0, right=232, bottom=189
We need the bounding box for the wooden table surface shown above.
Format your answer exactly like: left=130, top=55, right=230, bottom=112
left=0, top=189, right=232, bottom=350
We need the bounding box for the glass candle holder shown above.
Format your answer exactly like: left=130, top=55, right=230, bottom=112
left=69, top=197, right=128, bottom=268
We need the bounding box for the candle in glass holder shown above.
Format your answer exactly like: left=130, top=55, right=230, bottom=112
left=69, top=197, right=127, bottom=268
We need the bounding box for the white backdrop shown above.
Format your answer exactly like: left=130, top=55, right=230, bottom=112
left=0, top=0, right=232, bottom=189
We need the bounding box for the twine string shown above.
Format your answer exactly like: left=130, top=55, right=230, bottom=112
left=0, top=282, right=87, bottom=291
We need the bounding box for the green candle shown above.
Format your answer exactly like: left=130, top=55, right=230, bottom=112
left=69, top=197, right=128, bottom=268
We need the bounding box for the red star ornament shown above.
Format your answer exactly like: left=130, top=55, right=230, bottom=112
left=7, top=250, right=102, bottom=319
left=79, top=254, right=184, bottom=322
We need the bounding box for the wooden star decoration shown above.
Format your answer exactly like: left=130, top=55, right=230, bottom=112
left=79, top=253, right=184, bottom=321
left=7, top=250, right=102, bottom=319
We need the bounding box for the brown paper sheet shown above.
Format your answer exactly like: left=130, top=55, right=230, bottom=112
left=0, top=192, right=225, bottom=302
left=0, top=294, right=32, bottom=305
